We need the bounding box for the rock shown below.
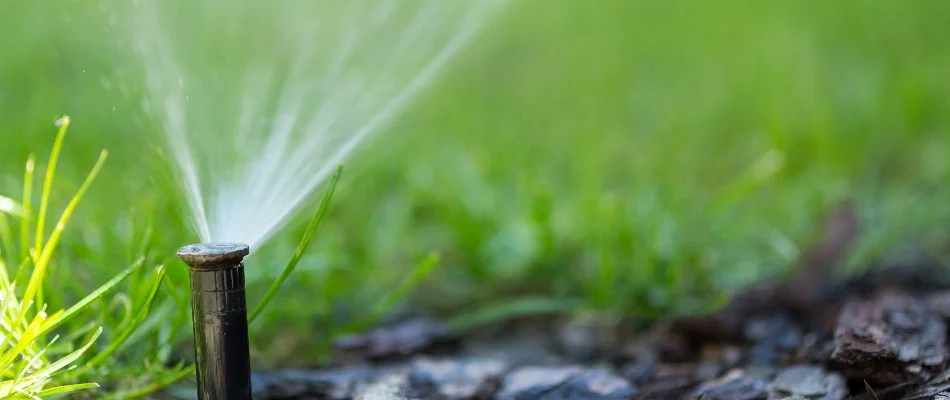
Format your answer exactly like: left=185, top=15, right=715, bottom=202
left=635, top=362, right=719, bottom=400
left=925, top=290, right=950, bottom=320
left=334, top=317, right=456, bottom=361
left=744, top=313, right=802, bottom=366
left=356, top=373, right=411, bottom=400
left=788, top=332, right=836, bottom=365
left=556, top=370, right=637, bottom=399
left=496, top=366, right=580, bottom=399
left=620, top=348, right=656, bottom=385
left=694, top=370, right=768, bottom=400
left=496, top=366, right=635, bottom=400
left=831, top=291, right=947, bottom=384
left=767, top=365, right=846, bottom=400
left=408, top=357, right=507, bottom=399
left=251, top=366, right=378, bottom=399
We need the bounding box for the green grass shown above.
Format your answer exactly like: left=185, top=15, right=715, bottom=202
left=0, top=119, right=170, bottom=398
left=2, top=0, right=950, bottom=390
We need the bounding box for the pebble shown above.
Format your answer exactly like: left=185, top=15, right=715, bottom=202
left=767, top=365, right=846, bottom=400
left=409, top=357, right=508, bottom=399
left=497, top=366, right=636, bottom=400
left=251, top=367, right=377, bottom=399
left=694, top=370, right=768, bottom=400
left=356, top=374, right=411, bottom=400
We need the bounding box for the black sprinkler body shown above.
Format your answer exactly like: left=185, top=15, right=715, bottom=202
left=178, top=243, right=252, bottom=400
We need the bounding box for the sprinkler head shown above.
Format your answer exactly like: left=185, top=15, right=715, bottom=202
left=178, top=242, right=253, bottom=400
left=177, top=242, right=250, bottom=267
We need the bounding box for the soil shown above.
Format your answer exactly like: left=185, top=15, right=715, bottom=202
left=248, top=203, right=950, bottom=399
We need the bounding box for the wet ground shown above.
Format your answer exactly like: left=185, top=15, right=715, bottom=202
left=249, top=204, right=950, bottom=399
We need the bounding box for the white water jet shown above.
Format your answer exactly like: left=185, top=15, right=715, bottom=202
left=125, top=0, right=508, bottom=250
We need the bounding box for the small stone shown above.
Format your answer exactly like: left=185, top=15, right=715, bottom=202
left=744, top=314, right=802, bottom=366
left=409, top=357, right=507, bottom=399
left=694, top=370, right=768, bottom=400
left=637, top=363, right=713, bottom=399
left=356, top=373, right=411, bottom=400
left=925, top=291, right=950, bottom=320
left=621, top=356, right=656, bottom=384
left=767, top=365, right=846, bottom=400
left=251, top=367, right=377, bottom=399
left=695, top=363, right=724, bottom=381
left=497, top=366, right=581, bottom=399
left=556, top=370, right=637, bottom=399
left=497, top=366, right=636, bottom=400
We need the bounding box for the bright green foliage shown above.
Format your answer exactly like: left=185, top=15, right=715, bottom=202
left=0, top=120, right=171, bottom=398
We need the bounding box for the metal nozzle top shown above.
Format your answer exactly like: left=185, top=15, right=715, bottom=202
left=177, top=243, right=250, bottom=268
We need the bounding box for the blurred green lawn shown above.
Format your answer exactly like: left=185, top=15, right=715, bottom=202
left=3, top=0, right=950, bottom=367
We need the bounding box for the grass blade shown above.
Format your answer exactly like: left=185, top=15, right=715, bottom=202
left=108, top=364, right=195, bottom=399
left=34, top=117, right=70, bottom=257
left=0, top=195, right=26, bottom=218
left=446, top=297, right=588, bottom=333
left=0, top=214, right=14, bottom=270
left=20, top=155, right=35, bottom=263
left=36, top=383, right=100, bottom=397
left=20, top=150, right=108, bottom=318
left=362, top=252, right=440, bottom=327
left=248, top=165, right=342, bottom=323
left=0, top=306, right=51, bottom=371
left=69, top=265, right=165, bottom=377
left=30, top=327, right=101, bottom=380
left=38, top=257, right=143, bottom=337
left=0, top=196, right=24, bottom=267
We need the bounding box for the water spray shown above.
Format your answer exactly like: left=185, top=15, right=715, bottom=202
left=128, top=0, right=510, bottom=250
left=177, top=243, right=253, bottom=400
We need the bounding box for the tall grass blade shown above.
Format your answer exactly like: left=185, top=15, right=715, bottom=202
left=248, top=165, right=343, bottom=323
left=27, top=327, right=101, bottom=384
left=365, top=252, right=440, bottom=325
left=0, top=214, right=14, bottom=269
left=34, top=117, right=70, bottom=257
left=20, top=155, right=35, bottom=263
left=39, top=257, right=143, bottom=335
left=35, top=383, right=100, bottom=397
left=108, top=364, right=195, bottom=399
left=0, top=196, right=25, bottom=218
left=69, top=265, right=165, bottom=376
left=447, top=297, right=588, bottom=333
left=20, top=150, right=109, bottom=318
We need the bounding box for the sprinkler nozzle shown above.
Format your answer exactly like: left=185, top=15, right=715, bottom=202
left=178, top=242, right=252, bottom=400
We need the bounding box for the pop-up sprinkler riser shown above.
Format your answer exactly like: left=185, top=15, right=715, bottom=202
left=177, top=243, right=253, bottom=400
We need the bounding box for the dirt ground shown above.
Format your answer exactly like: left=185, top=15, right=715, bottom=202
left=250, top=204, right=950, bottom=399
